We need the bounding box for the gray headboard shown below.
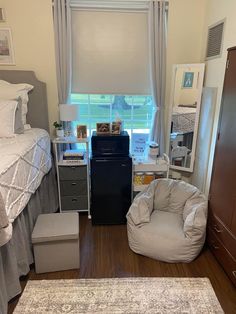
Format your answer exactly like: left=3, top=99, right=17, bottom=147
left=0, top=70, right=49, bottom=132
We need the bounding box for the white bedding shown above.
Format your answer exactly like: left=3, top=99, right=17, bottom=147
left=0, top=128, right=52, bottom=246
left=172, top=106, right=196, bottom=133
left=172, top=106, right=196, bottom=115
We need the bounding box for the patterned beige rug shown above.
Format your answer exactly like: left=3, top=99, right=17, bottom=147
left=14, top=277, right=223, bottom=314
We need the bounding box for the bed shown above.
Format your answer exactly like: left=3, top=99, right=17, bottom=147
left=171, top=105, right=196, bottom=134
left=170, top=106, right=196, bottom=167
left=0, top=71, right=58, bottom=314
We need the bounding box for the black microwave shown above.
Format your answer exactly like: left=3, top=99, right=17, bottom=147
left=91, top=131, right=129, bottom=157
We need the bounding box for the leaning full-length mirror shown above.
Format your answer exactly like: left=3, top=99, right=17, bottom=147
left=168, top=64, right=205, bottom=172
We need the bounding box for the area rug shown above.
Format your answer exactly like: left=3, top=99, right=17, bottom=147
left=14, top=277, right=223, bottom=314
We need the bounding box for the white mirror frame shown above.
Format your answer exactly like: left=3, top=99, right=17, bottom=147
left=167, top=63, right=205, bottom=173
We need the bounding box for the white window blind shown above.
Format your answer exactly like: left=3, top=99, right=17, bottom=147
left=71, top=9, right=150, bottom=95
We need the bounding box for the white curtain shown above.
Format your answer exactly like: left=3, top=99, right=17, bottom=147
left=149, top=0, right=168, bottom=155
left=53, top=0, right=71, bottom=104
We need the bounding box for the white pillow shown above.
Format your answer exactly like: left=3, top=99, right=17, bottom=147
left=0, top=80, right=34, bottom=125
left=0, top=100, right=18, bottom=137
left=24, top=124, right=31, bottom=130
left=0, top=98, right=24, bottom=134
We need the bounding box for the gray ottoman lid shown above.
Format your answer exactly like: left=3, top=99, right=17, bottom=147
left=32, top=213, right=79, bottom=244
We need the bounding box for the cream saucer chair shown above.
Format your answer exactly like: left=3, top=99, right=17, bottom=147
left=127, top=179, right=207, bottom=263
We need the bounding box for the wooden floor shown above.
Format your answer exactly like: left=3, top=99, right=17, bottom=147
left=8, top=213, right=236, bottom=314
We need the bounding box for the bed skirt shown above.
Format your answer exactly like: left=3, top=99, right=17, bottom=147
left=0, top=166, right=58, bottom=314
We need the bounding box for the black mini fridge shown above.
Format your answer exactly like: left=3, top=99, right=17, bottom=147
left=90, top=156, right=132, bottom=225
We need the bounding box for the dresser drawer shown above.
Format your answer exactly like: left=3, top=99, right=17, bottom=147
left=208, top=228, right=236, bottom=286
left=60, top=180, right=87, bottom=196
left=59, top=166, right=87, bottom=181
left=208, top=213, right=236, bottom=259
left=61, top=196, right=88, bottom=211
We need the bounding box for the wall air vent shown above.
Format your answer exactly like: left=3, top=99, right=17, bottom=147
left=206, top=20, right=225, bottom=60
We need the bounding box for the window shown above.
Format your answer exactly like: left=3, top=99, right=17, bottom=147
left=71, top=93, right=153, bottom=153
left=70, top=2, right=152, bottom=153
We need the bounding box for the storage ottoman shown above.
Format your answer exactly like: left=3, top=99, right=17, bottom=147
left=32, top=213, right=79, bottom=273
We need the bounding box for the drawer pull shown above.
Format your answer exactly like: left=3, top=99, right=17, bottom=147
left=72, top=198, right=78, bottom=202
left=211, top=242, right=219, bottom=250
left=232, top=271, right=236, bottom=278
left=71, top=182, right=77, bottom=186
left=213, top=225, right=222, bottom=233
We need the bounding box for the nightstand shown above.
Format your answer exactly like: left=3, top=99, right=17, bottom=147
left=53, top=137, right=91, bottom=218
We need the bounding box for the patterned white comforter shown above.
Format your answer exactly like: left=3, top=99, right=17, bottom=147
left=0, top=128, right=52, bottom=246
left=172, top=106, right=196, bottom=133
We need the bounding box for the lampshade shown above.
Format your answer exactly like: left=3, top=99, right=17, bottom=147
left=59, top=104, right=79, bottom=121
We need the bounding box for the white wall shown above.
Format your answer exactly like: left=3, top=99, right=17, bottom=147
left=200, top=0, right=236, bottom=195
left=0, top=0, right=58, bottom=134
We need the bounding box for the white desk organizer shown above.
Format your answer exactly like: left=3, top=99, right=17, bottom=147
left=133, top=154, right=170, bottom=192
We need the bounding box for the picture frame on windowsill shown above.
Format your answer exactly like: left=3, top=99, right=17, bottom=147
left=111, top=122, right=121, bottom=135
left=96, top=122, right=110, bottom=135
left=77, top=125, right=87, bottom=139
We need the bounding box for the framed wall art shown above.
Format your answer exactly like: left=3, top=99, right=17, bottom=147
left=0, top=28, right=15, bottom=65
left=182, top=72, right=194, bottom=89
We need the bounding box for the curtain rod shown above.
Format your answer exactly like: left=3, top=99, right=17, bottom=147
left=52, top=1, right=169, bottom=10
left=69, top=1, right=168, bottom=10
left=52, top=0, right=169, bottom=3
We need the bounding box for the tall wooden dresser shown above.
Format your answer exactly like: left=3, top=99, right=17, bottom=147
left=208, top=47, right=236, bottom=286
